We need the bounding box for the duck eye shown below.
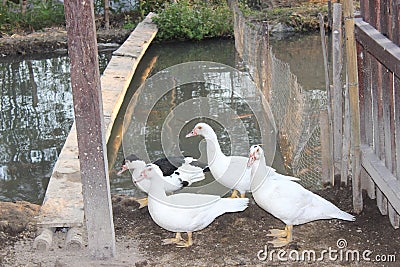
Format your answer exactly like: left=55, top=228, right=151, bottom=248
left=256, top=148, right=260, bottom=153
left=198, top=126, right=202, bottom=130
left=174, top=171, right=180, bottom=175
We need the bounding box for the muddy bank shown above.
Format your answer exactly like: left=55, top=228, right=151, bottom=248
left=0, top=28, right=131, bottom=56
left=0, top=201, right=39, bottom=252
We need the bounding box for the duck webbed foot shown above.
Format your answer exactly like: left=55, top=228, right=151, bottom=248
left=229, top=190, right=239, bottom=198
left=134, top=197, right=148, bottom=209
left=162, top=232, right=184, bottom=245
left=267, top=225, right=293, bottom=248
left=175, top=232, right=193, bottom=248
left=268, top=237, right=291, bottom=248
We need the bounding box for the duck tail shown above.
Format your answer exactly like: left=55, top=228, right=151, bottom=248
left=336, top=210, right=356, bottom=221
left=220, top=197, right=249, bottom=213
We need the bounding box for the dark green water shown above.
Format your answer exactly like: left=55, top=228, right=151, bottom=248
left=0, top=35, right=324, bottom=203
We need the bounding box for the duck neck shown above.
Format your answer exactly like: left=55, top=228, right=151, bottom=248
left=204, top=133, right=227, bottom=166
left=131, top=161, right=146, bottom=179
left=148, top=176, right=168, bottom=201
left=251, top=156, right=269, bottom=191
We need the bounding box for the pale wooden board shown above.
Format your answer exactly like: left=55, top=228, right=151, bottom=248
left=37, top=13, right=158, bottom=228
left=361, top=145, right=400, bottom=216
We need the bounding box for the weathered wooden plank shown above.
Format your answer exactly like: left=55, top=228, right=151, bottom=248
left=362, top=52, right=373, bottom=146
left=360, top=0, right=369, bottom=22
left=361, top=166, right=376, bottom=199
left=372, top=0, right=380, bottom=29
left=376, top=188, right=388, bottom=215
left=382, top=68, right=395, bottom=173
left=38, top=124, right=83, bottom=227
left=355, top=19, right=400, bottom=78
left=65, top=0, right=116, bottom=257
left=107, top=55, right=158, bottom=171
left=388, top=203, right=400, bottom=229
left=380, top=0, right=389, bottom=37
left=344, top=0, right=362, bottom=213
left=341, top=81, right=350, bottom=185
left=357, top=42, right=376, bottom=200
left=392, top=1, right=400, bottom=46
left=370, top=58, right=384, bottom=159
left=361, top=144, right=400, bottom=215
left=332, top=3, right=343, bottom=178
left=318, top=13, right=334, bottom=186
left=395, top=76, right=400, bottom=179
left=37, top=13, right=158, bottom=229
left=320, top=110, right=334, bottom=186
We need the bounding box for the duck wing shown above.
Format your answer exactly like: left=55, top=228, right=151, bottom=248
left=153, top=156, right=209, bottom=176
left=265, top=179, right=354, bottom=225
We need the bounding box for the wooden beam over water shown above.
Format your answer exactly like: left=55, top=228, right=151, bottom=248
left=35, top=13, right=158, bottom=251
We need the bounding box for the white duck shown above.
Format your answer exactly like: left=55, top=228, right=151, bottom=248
left=247, top=145, right=355, bottom=247
left=118, top=154, right=207, bottom=208
left=139, top=164, right=249, bottom=247
left=186, top=123, right=251, bottom=198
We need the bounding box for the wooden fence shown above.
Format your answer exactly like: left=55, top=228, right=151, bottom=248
left=355, top=0, right=400, bottom=229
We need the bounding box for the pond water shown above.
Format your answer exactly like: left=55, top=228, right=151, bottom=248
left=0, top=53, right=112, bottom=203
left=0, top=34, right=326, bottom=204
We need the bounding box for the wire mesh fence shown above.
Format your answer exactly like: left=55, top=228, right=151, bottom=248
left=233, top=3, right=327, bottom=189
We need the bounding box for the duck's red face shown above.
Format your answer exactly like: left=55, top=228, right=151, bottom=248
left=247, top=145, right=261, bottom=167
left=186, top=125, right=200, bottom=137
left=117, top=164, right=129, bottom=175
left=138, top=165, right=152, bottom=182
left=138, top=164, right=163, bottom=181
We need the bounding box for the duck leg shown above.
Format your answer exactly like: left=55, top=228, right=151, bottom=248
left=176, top=232, right=193, bottom=248
left=267, top=225, right=289, bottom=237
left=134, top=197, right=148, bottom=209
left=162, top=232, right=184, bottom=245
left=229, top=190, right=239, bottom=198
left=267, top=225, right=293, bottom=248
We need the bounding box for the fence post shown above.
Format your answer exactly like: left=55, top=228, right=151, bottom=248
left=342, top=75, right=351, bottom=185
left=64, top=0, right=116, bottom=258
left=318, top=13, right=334, bottom=185
left=343, top=0, right=362, bottom=213
left=332, top=3, right=343, bottom=180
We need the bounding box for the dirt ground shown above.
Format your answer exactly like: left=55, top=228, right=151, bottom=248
left=0, top=185, right=400, bottom=266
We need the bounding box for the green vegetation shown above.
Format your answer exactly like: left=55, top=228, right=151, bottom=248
left=152, top=0, right=233, bottom=41
left=0, top=0, right=233, bottom=41
left=0, top=0, right=65, bottom=34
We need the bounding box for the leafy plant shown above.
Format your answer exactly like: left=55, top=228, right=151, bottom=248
left=153, top=0, right=233, bottom=41
left=123, top=14, right=136, bottom=30
left=0, top=0, right=64, bottom=34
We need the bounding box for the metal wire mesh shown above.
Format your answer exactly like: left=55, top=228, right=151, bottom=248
left=233, top=3, right=326, bottom=189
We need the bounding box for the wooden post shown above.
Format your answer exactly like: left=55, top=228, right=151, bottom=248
left=104, top=0, right=110, bottom=30
left=318, top=13, right=334, bottom=185
left=341, top=74, right=350, bottom=185
left=262, top=21, right=270, bottom=102
left=343, top=0, right=362, bottom=213
left=64, top=0, right=116, bottom=259
left=332, top=3, right=343, bottom=179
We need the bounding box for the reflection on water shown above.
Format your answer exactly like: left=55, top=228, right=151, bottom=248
left=112, top=40, right=278, bottom=197
left=0, top=35, right=325, bottom=203
left=270, top=33, right=327, bottom=90
left=0, top=53, right=112, bottom=203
